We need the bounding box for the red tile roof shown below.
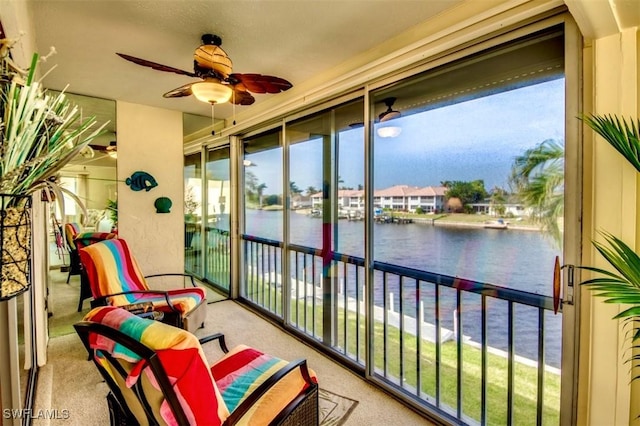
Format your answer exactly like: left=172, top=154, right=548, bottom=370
left=311, top=185, right=447, bottom=198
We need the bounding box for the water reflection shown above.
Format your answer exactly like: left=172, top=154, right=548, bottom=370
left=245, top=209, right=562, bottom=367
left=247, top=209, right=558, bottom=294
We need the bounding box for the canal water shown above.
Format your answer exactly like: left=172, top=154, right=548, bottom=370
left=244, top=209, right=563, bottom=368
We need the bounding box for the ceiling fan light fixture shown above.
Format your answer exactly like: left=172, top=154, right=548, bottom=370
left=376, top=97, right=402, bottom=138
left=191, top=80, right=233, bottom=104
left=377, top=125, right=402, bottom=138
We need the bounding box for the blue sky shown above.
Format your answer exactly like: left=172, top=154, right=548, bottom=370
left=245, top=78, right=565, bottom=194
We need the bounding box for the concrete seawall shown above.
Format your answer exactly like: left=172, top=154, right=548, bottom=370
left=409, top=217, right=541, bottom=231
left=254, top=270, right=559, bottom=374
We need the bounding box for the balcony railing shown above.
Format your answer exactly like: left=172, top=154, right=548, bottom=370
left=240, top=234, right=560, bottom=425
left=185, top=225, right=231, bottom=293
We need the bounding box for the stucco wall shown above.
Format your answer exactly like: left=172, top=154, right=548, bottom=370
left=116, top=101, right=184, bottom=286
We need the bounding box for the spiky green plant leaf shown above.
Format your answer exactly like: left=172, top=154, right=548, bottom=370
left=581, top=114, right=640, bottom=173
left=0, top=52, right=108, bottom=196
left=579, top=113, right=640, bottom=386
left=580, top=231, right=640, bottom=347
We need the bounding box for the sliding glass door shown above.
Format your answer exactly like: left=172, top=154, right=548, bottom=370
left=366, top=24, right=575, bottom=424
left=285, top=101, right=366, bottom=358
left=204, top=146, right=232, bottom=292
left=184, top=152, right=202, bottom=276
left=236, top=16, right=579, bottom=426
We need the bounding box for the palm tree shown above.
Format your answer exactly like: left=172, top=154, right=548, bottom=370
left=509, top=138, right=564, bottom=246
left=489, top=186, right=508, bottom=217
left=244, top=170, right=259, bottom=203
left=256, top=183, right=267, bottom=208
left=580, top=114, right=640, bottom=379
left=511, top=116, right=640, bottom=381
left=289, top=181, right=302, bottom=195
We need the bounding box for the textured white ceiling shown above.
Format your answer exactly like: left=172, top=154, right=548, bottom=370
left=26, top=0, right=463, bottom=121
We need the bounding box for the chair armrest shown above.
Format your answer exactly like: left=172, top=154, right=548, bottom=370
left=95, top=290, right=179, bottom=314
left=144, top=273, right=197, bottom=287
left=198, top=333, right=229, bottom=354
left=225, top=359, right=316, bottom=425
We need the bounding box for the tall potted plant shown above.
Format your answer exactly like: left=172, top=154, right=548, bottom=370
left=580, top=114, right=640, bottom=376
left=0, top=40, right=107, bottom=300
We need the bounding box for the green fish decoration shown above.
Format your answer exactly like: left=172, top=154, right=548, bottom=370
left=126, top=171, right=158, bottom=192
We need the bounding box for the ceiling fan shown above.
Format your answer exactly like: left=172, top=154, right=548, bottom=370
left=89, top=141, right=118, bottom=159
left=378, top=97, right=401, bottom=122
left=116, top=34, right=293, bottom=106
left=347, top=97, right=403, bottom=137
left=376, top=97, right=402, bottom=138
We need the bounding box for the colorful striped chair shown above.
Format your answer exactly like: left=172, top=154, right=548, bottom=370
left=63, top=222, right=83, bottom=283
left=74, top=306, right=319, bottom=426
left=78, top=238, right=206, bottom=333
left=74, top=231, right=118, bottom=312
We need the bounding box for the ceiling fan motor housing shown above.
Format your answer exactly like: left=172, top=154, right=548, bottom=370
left=379, top=97, right=401, bottom=122
left=201, top=34, right=222, bottom=46
left=194, top=34, right=232, bottom=78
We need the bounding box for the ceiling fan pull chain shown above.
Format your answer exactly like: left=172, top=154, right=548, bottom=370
left=211, top=103, right=216, bottom=136
left=233, top=91, right=236, bottom=126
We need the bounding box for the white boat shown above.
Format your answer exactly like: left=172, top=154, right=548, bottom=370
left=484, top=219, right=508, bottom=229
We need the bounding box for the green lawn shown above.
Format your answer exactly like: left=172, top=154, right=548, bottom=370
left=245, top=282, right=560, bottom=425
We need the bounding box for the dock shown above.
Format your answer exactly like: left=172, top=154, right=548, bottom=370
left=374, top=215, right=413, bottom=224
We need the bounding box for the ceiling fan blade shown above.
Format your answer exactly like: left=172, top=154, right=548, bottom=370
left=89, top=141, right=117, bottom=152
left=230, top=87, right=255, bottom=106
left=117, top=53, right=197, bottom=78
left=163, top=83, right=194, bottom=98
left=229, top=73, right=292, bottom=94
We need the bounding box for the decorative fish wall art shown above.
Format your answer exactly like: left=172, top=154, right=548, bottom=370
left=126, top=171, right=158, bottom=192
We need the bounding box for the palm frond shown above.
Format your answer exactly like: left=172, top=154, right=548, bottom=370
left=509, top=139, right=564, bottom=246
left=581, top=114, right=640, bottom=173
left=592, top=231, right=640, bottom=286
left=509, top=138, right=564, bottom=189
left=577, top=116, right=640, bottom=378
left=580, top=230, right=640, bottom=328
left=616, top=306, right=640, bottom=320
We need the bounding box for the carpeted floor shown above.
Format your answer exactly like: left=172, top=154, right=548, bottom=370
left=39, top=270, right=432, bottom=425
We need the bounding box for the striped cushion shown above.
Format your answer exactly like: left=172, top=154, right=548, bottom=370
left=211, top=345, right=318, bottom=424
left=79, top=239, right=204, bottom=313
left=64, top=222, right=82, bottom=250
left=84, top=307, right=316, bottom=425
left=74, top=231, right=117, bottom=250
left=84, top=306, right=229, bottom=425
